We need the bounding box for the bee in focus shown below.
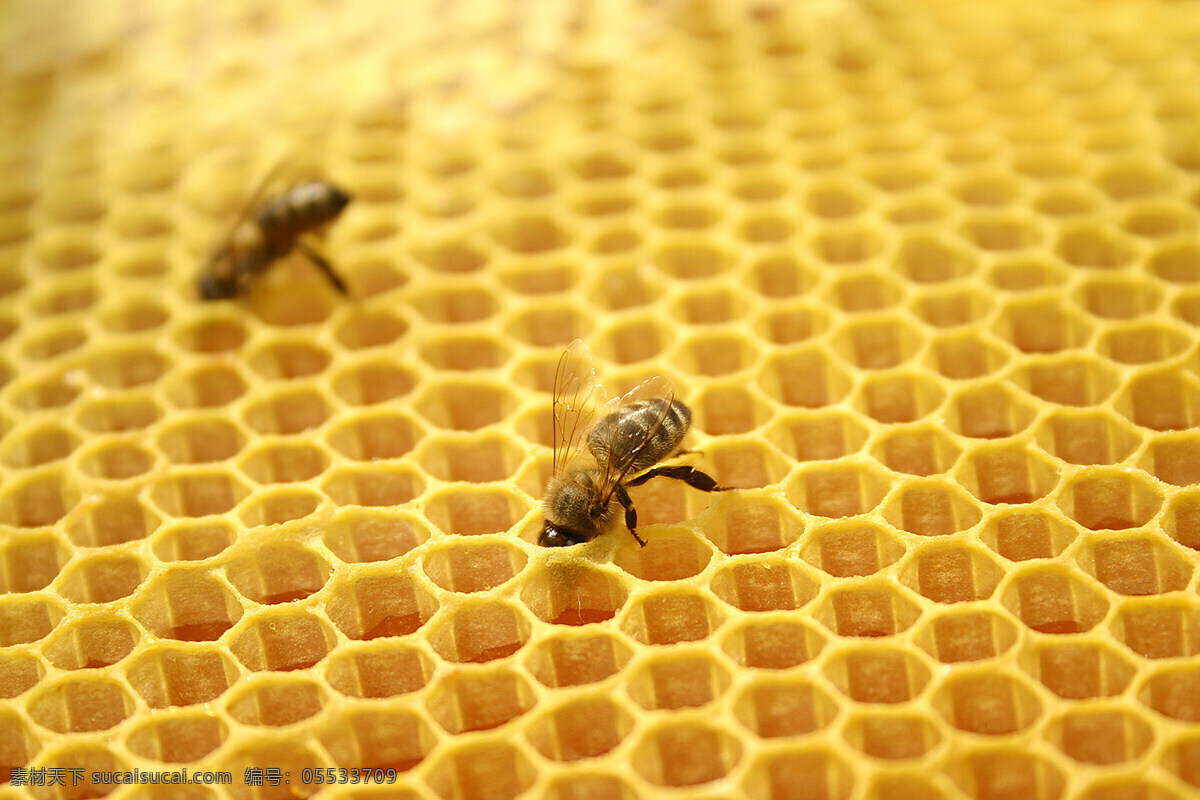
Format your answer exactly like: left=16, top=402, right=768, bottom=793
left=540, top=340, right=732, bottom=548
left=198, top=169, right=352, bottom=300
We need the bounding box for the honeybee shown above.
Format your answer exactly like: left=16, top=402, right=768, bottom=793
left=198, top=167, right=352, bottom=300
left=540, top=340, right=731, bottom=547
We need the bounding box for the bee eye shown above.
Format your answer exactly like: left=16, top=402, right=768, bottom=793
left=539, top=525, right=575, bottom=547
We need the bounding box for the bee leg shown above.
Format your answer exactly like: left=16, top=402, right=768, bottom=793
left=296, top=241, right=348, bottom=294
left=626, top=465, right=732, bottom=493
left=614, top=484, right=647, bottom=547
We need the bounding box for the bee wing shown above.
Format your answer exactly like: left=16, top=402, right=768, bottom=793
left=551, top=339, right=602, bottom=477
left=209, top=161, right=286, bottom=262
left=593, top=374, right=675, bottom=505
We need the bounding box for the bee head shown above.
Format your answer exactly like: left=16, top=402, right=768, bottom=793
left=327, top=185, right=352, bottom=214
left=197, top=272, right=238, bottom=300
left=539, top=521, right=586, bottom=547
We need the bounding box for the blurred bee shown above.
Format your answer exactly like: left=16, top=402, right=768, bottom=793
left=540, top=340, right=731, bottom=547
left=199, top=167, right=352, bottom=300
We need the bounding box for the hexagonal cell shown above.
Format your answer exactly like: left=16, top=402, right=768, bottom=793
left=419, top=333, right=511, bottom=371
left=670, top=283, right=751, bottom=328
left=955, top=443, right=1059, bottom=505
left=325, top=643, right=432, bottom=699
left=826, top=271, right=904, bottom=314
left=1139, top=665, right=1200, bottom=724
left=248, top=281, right=336, bottom=326
left=700, top=495, right=804, bottom=556
left=632, top=721, right=743, bottom=788
left=525, top=630, right=633, bottom=689
left=892, top=231, right=979, bottom=283
left=987, top=254, right=1069, bottom=293
left=843, top=712, right=942, bottom=760
left=1141, top=434, right=1200, bottom=487
left=321, top=707, right=437, bottom=773
left=871, top=424, right=961, bottom=476
left=416, top=433, right=526, bottom=483
left=0, top=651, right=41, bottom=697
left=856, top=371, right=945, bottom=424
left=325, top=570, right=438, bottom=640
left=732, top=675, right=839, bottom=741
left=1047, top=708, right=1154, bottom=766
left=171, top=315, right=248, bottom=353
left=426, top=666, right=536, bottom=734
left=812, top=582, right=923, bottom=638
left=880, top=480, right=982, bottom=536
left=428, top=601, right=531, bottom=664
left=692, top=383, right=773, bottom=435
left=611, top=530, right=713, bottom=581
left=785, top=463, right=890, bottom=519
left=743, top=746, right=856, bottom=800
left=415, top=380, right=518, bottom=431
left=1109, top=599, right=1200, bottom=659
left=758, top=348, right=853, bottom=409
left=132, top=569, right=243, bottom=642
left=496, top=260, right=579, bottom=296
left=243, top=387, right=330, bottom=435
left=0, top=708, right=39, bottom=781
left=899, top=544, right=1004, bottom=604
left=424, top=486, right=529, bottom=537
left=626, top=648, right=731, bottom=712
left=926, top=335, right=1009, bottom=382
left=150, top=519, right=236, bottom=562
left=765, top=410, right=871, bottom=463
left=1034, top=409, right=1140, bottom=466
left=126, top=711, right=227, bottom=762
left=1114, top=369, right=1200, bottom=431
left=244, top=339, right=331, bottom=380
left=1055, top=222, right=1138, bottom=270
left=66, top=493, right=160, bottom=548
left=0, top=533, right=68, bottom=592
left=225, top=542, right=330, bottom=604
left=323, top=464, right=425, bottom=508
left=163, top=363, right=247, bottom=408
left=593, top=317, right=673, bottom=366
left=414, top=236, right=488, bottom=272
left=424, top=539, right=527, bottom=594
left=28, top=676, right=134, bottom=733
left=223, top=674, right=327, bottom=727
left=518, top=558, right=629, bottom=625
left=84, top=345, right=169, bottom=389
left=710, top=560, right=819, bottom=613
left=809, top=223, right=885, bottom=266
left=321, top=508, right=427, bottom=563
left=1100, top=321, right=1191, bottom=366
left=42, top=614, right=138, bottom=671
left=944, top=747, right=1066, bottom=800
left=823, top=644, right=931, bottom=704
left=1076, top=274, right=1163, bottom=321
left=156, top=416, right=245, bottom=464
left=621, top=590, right=723, bottom=646
left=75, top=395, right=161, bottom=433
left=801, top=521, right=905, bottom=578
left=76, top=437, right=157, bottom=480
left=229, top=609, right=336, bottom=672
left=931, top=669, right=1043, bottom=736
left=527, top=693, right=633, bottom=764
left=503, top=305, right=590, bottom=347
left=20, top=323, right=86, bottom=361
left=424, top=739, right=537, bottom=800
left=236, top=441, right=329, bottom=486
left=0, top=468, right=77, bottom=528
left=1021, top=640, right=1136, bottom=700
left=150, top=470, right=249, bottom=518
left=945, top=382, right=1038, bottom=439
left=0, top=421, right=79, bottom=468
left=1000, top=565, right=1110, bottom=634
left=331, top=359, right=416, bottom=406
left=913, top=607, right=1019, bottom=664
left=1077, top=534, right=1193, bottom=596
left=979, top=511, right=1077, bottom=562
left=1148, top=239, right=1200, bottom=283
left=832, top=317, right=924, bottom=371
left=239, top=489, right=322, bottom=530
left=754, top=302, right=831, bottom=348
left=57, top=552, right=147, bottom=604
left=1011, top=356, right=1120, bottom=407
left=1056, top=469, right=1162, bottom=531
left=334, top=309, right=410, bottom=352
left=747, top=253, right=818, bottom=299
left=325, top=412, right=420, bottom=461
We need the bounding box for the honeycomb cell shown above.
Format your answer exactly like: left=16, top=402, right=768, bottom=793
left=1099, top=321, right=1191, bottom=365
left=1047, top=708, right=1154, bottom=766
left=894, top=231, right=979, bottom=283
left=955, top=443, right=1059, bottom=505
left=945, top=748, right=1066, bottom=800
left=800, top=521, right=906, bottom=578
left=1139, top=665, right=1200, bottom=724
left=988, top=254, right=1069, bottom=291
left=1056, top=469, right=1162, bottom=531
left=785, top=463, right=890, bottom=519
left=1034, top=409, right=1140, bottom=466
left=150, top=519, right=235, bottom=562
left=857, top=371, right=945, bottom=423
left=334, top=307, right=410, bottom=349
left=57, top=552, right=146, bottom=604
left=710, top=560, right=819, bottom=613
left=429, top=601, right=531, bottom=664
left=755, top=301, right=831, bottom=346
left=424, top=739, right=536, bottom=800
left=1056, top=222, right=1138, bottom=269
left=1109, top=599, right=1200, bottom=660
left=870, top=424, right=962, bottom=476
left=0, top=651, right=41, bottom=698
left=995, top=299, right=1092, bottom=353
left=423, top=538, right=526, bottom=594
left=76, top=439, right=155, bottom=481
left=99, top=299, right=168, bottom=334
left=243, top=387, right=330, bottom=435
left=226, top=542, right=329, bottom=604
left=28, top=676, right=134, bottom=733
left=427, top=667, right=536, bottom=734
left=156, top=416, right=244, bottom=464
left=632, top=722, right=743, bottom=788
left=171, top=316, right=248, bottom=353
left=813, top=583, right=923, bottom=638
left=980, top=510, right=1077, bottom=561
left=900, top=544, right=1004, bottom=604
left=321, top=708, right=436, bottom=772
left=66, top=493, right=160, bottom=547
left=625, top=649, right=731, bottom=712
left=594, top=317, right=672, bottom=365
left=150, top=470, right=249, bottom=518
left=1123, top=200, right=1198, bottom=239
left=0, top=421, right=79, bottom=468
left=881, top=480, right=983, bottom=536
left=125, top=711, right=226, bottom=763
left=326, top=411, right=420, bottom=460
left=416, top=433, right=525, bottom=484
left=0, top=710, right=38, bottom=783
left=326, top=572, right=438, bottom=641
left=245, top=339, right=331, bottom=380
left=1147, top=240, right=1200, bottom=283
left=425, top=487, right=528, bottom=537
left=1116, top=369, right=1200, bottom=431
left=742, top=747, right=856, bottom=800
left=622, top=590, right=724, bottom=646
left=163, top=363, right=247, bottom=408
left=1022, top=640, right=1136, bottom=700
left=610, top=530, right=712, bottom=582
left=415, top=380, right=518, bottom=431
left=75, top=395, right=161, bottom=432
left=0, top=533, right=68, bottom=592
left=1001, top=565, right=1110, bottom=634
left=322, top=464, right=425, bottom=507
left=229, top=609, right=336, bottom=672
left=20, top=323, right=86, bottom=361
left=1077, top=274, right=1163, bottom=320
left=0, top=468, right=77, bottom=528
left=912, top=287, right=993, bottom=329
left=823, top=645, right=931, bottom=704
left=913, top=608, right=1020, bottom=664
left=843, top=712, right=942, bottom=761
left=733, top=675, right=839, bottom=740
left=765, top=410, right=871, bottom=463
left=946, top=382, right=1038, bottom=439
left=747, top=253, right=818, bottom=298
left=221, top=674, right=326, bottom=729
left=321, top=509, right=427, bottom=563
left=331, top=359, right=417, bottom=405
left=496, top=262, right=580, bottom=297
left=131, top=570, right=242, bottom=642
left=932, top=669, right=1043, bottom=736
left=1078, top=534, right=1192, bottom=596
left=656, top=240, right=735, bottom=280
left=810, top=223, right=885, bottom=266
left=525, top=631, right=633, bottom=689
left=325, top=643, right=432, bottom=699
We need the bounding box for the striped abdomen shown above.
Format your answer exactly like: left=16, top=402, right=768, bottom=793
left=256, top=182, right=350, bottom=257
left=588, top=398, right=691, bottom=477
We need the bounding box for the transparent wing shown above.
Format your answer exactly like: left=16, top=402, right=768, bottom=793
left=551, top=339, right=601, bottom=478
left=593, top=374, right=674, bottom=505
left=209, top=160, right=286, bottom=262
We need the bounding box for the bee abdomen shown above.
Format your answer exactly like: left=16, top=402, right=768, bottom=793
left=589, top=398, right=691, bottom=473
left=257, top=183, right=351, bottom=249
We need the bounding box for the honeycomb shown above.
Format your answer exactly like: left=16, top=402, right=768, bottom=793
left=2, top=0, right=1200, bottom=798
